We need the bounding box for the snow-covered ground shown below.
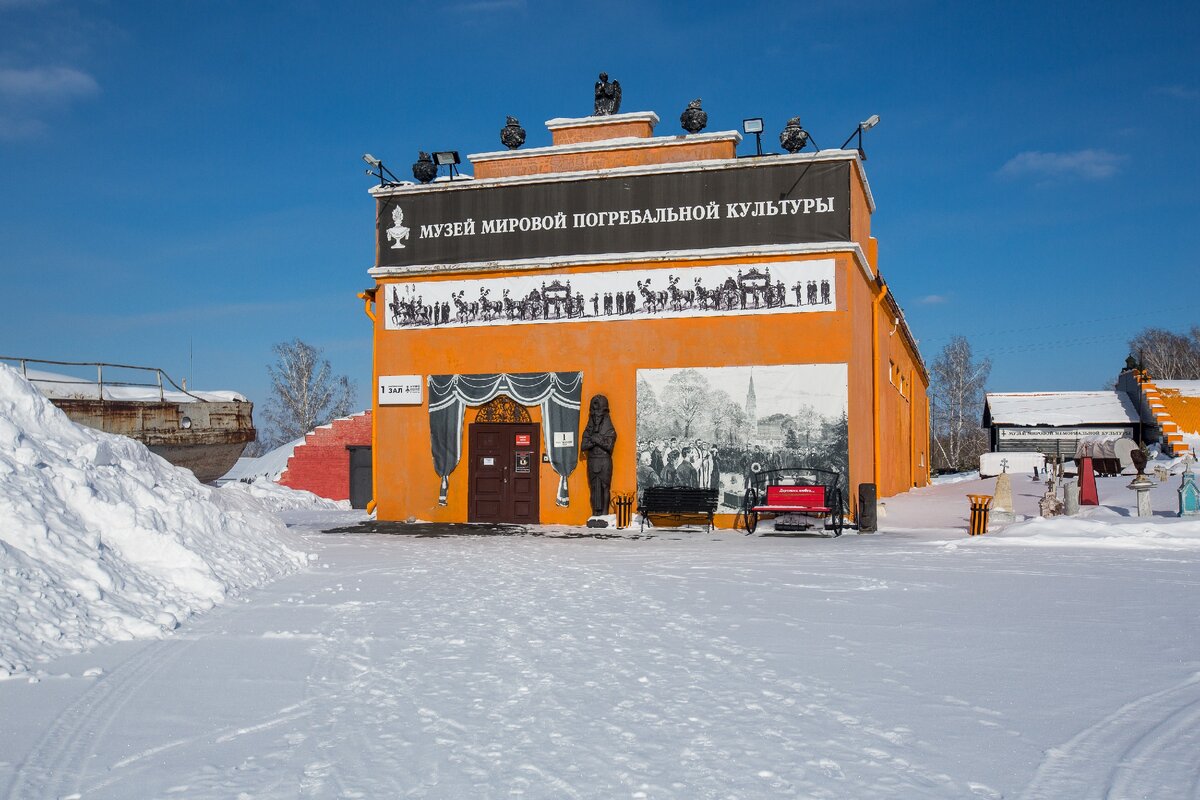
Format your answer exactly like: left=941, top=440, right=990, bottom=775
left=3, top=493, right=1200, bottom=798
left=5, top=360, right=1200, bottom=798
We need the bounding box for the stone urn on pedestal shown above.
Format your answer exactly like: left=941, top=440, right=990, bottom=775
left=1128, top=448, right=1153, bottom=517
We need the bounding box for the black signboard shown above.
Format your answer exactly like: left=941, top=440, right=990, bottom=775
left=376, top=159, right=852, bottom=268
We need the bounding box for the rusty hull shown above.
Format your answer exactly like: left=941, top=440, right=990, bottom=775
left=51, top=398, right=256, bottom=483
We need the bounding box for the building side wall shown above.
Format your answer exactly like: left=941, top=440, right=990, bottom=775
left=372, top=252, right=864, bottom=525
left=279, top=413, right=372, bottom=501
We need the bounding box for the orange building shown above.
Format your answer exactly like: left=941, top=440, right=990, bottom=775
left=361, top=109, right=929, bottom=526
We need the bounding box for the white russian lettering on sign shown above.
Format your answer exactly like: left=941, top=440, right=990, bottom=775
left=378, top=375, right=423, bottom=405
left=997, top=427, right=1130, bottom=439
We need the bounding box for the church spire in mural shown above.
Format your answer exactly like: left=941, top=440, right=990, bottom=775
left=745, top=370, right=758, bottom=441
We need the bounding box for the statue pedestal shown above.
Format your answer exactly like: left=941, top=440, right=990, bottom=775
left=1128, top=474, right=1153, bottom=517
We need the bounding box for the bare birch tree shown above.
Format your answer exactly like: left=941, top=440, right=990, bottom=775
left=1128, top=326, right=1200, bottom=379
left=260, top=339, right=357, bottom=450
left=930, top=336, right=991, bottom=471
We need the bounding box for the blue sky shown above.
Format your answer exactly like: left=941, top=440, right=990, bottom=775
left=1, top=0, right=1197, bottom=418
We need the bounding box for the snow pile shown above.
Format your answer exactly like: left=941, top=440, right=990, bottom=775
left=0, top=364, right=307, bottom=678
left=217, top=436, right=305, bottom=484
left=220, top=479, right=350, bottom=512
left=968, top=514, right=1200, bottom=550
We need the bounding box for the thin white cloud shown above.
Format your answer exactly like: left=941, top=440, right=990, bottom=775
left=0, top=66, right=98, bottom=103
left=918, top=294, right=949, bottom=305
left=998, top=149, right=1124, bottom=181
left=1153, top=84, right=1200, bottom=101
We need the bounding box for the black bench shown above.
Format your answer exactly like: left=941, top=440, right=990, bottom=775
left=639, top=486, right=719, bottom=532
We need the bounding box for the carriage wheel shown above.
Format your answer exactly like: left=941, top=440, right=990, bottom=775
left=742, top=488, right=759, bottom=534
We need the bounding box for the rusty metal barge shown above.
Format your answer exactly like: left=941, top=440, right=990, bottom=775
left=3, top=357, right=256, bottom=483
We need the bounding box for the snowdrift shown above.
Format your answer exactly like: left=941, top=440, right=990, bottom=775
left=0, top=364, right=308, bottom=677
left=220, top=478, right=350, bottom=512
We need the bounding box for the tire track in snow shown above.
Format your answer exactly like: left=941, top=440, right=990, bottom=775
left=1020, top=672, right=1200, bottom=800
left=5, top=635, right=197, bottom=800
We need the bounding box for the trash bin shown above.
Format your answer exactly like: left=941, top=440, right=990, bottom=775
left=967, top=494, right=993, bottom=535
left=612, top=492, right=635, bottom=529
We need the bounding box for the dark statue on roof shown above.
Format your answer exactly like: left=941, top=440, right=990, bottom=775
left=594, top=72, right=621, bottom=116
left=680, top=98, right=707, bottom=134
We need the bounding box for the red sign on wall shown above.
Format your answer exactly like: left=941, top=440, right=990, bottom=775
left=514, top=433, right=531, bottom=446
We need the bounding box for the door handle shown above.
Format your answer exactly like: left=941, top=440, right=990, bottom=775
left=503, top=466, right=509, bottom=485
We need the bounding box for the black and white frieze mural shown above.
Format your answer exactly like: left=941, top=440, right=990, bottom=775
left=383, top=259, right=835, bottom=330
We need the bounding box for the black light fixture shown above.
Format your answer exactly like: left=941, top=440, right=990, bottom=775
left=362, top=153, right=402, bottom=186
left=433, top=150, right=461, bottom=180
left=742, top=118, right=764, bottom=156
left=840, top=114, right=880, bottom=160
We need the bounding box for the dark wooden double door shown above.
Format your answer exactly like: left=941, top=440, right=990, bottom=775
left=467, top=423, right=540, bottom=524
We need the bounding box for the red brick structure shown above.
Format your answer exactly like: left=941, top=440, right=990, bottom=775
left=279, top=412, right=371, bottom=501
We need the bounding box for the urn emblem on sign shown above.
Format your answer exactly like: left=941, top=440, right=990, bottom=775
left=779, top=117, right=810, bottom=153
left=500, top=116, right=526, bottom=150
left=679, top=98, right=707, bottom=134
left=412, top=151, right=437, bottom=184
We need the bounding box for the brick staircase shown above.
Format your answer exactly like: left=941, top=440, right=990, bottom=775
left=279, top=411, right=371, bottom=500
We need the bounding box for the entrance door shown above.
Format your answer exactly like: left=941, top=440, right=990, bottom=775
left=347, top=446, right=372, bottom=510
left=467, top=423, right=540, bottom=524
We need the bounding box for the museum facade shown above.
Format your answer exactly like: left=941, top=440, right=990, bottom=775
left=362, top=109, right=928, bottom=526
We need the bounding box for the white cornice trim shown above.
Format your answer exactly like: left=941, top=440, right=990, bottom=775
left=369, top=148, right=874, bottom=213
left=468, top=130, right=742, bottom=164
left=544, top=111, right=660, bottom=130
left=369, top=241, right=876, bottom=282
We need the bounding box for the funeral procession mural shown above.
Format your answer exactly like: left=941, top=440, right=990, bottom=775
left=636, top=364, right=849, bottom=512
left=384, top=260, right=836, bottom=330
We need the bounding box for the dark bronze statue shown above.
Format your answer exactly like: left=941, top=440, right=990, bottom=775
left=580, top=394, right=617, bottom=518
left=594, top=72, right=621, bottom=116
left=500, top=116, right=526, bottom=150
left=1131, top=447, right=1148, bottom=477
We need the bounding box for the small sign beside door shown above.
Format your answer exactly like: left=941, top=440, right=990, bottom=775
left=515, top=451, right=532, bottom=474
left=514, top=433, right=531, bottom=446
left=378, top=374, right=423, bottom=405
left=554, top=431, right=574, bottom=448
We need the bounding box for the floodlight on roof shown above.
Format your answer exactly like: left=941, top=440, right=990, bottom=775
left=742, top=118, right=765, bottom=157
left=361, top=153, right=402, bottom=187
left=433, top=151, right=460, bottom=166
left=840, top=114, right=881, bottom=160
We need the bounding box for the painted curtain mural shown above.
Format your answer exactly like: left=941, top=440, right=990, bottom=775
left=428, top=372, right=582, bottom=506
left=636, top=365, right=849, bottom=512
left=384, top=259, right=835, bottom=330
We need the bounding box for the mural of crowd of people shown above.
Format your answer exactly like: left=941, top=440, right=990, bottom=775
left=383, top=260, right=836, bottom=330
left=636, top=364, right=849, bottom=512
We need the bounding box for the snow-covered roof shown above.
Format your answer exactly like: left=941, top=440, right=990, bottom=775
left=984, top=392, right=1140, bottom=426
left=22, top=368, right=247, bottom=403
left=1156, top=380, right=1200, bottom=397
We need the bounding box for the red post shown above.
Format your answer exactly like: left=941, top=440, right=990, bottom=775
left=1078, top=455, right=1099, bottom=505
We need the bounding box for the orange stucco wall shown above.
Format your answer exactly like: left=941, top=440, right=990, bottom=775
left=372, top=252, right=881, bottom=525
left=550, top=120, right=655, bottom=145
left=473, top=139, right=738, bottom=179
